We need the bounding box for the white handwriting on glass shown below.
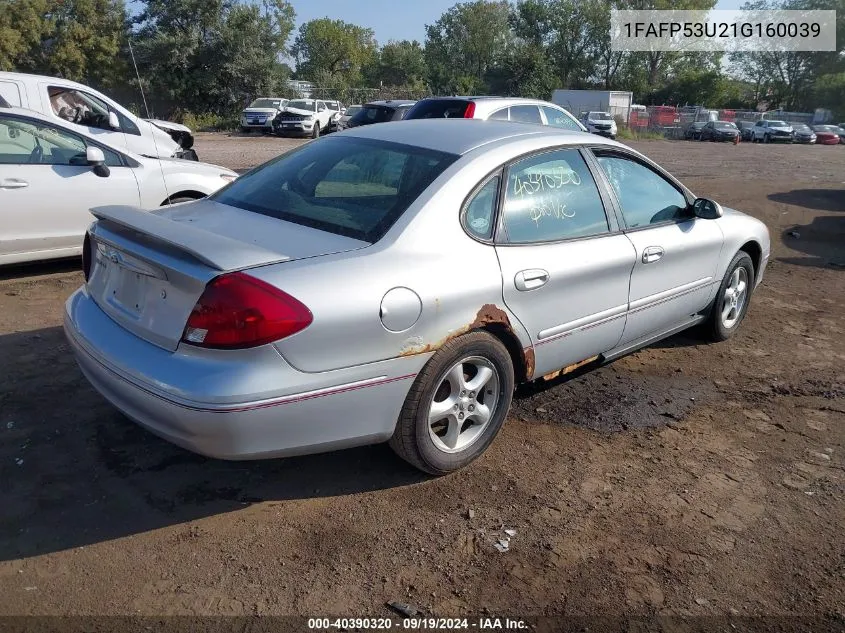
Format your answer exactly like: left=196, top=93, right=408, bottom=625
left=528, top=199, right=575, bottom=226
left=512, top=166, right=581, bottom=197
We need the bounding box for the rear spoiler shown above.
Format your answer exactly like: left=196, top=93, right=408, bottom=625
left=90, top=205, right=290, bottom=271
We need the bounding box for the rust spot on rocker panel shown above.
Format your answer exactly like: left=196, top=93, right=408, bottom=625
left=542, top=355, right=601, bottom=382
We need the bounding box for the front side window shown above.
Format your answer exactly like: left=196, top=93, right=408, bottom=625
left=0, top=115, right=121, bottom=166
left=541, top=106, right=581, bottom=131
left=48, top=87, right=110, bottom=129
left=595, top=153, right=689, bottom=228
left=463, top=175, right=500, bottom=240
left=509, top=105, right=542, bottom=125
left=500, top=148, right=609, bottom=243
left=212, top=136, right=458, bottom=242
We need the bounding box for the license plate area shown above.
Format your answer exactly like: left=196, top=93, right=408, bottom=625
left=95, top=243, right=152, bottom=318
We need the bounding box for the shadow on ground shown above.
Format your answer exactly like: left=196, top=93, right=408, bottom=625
left=778, top=215, right=845, bottom=269
left=768, top=188, right=845, bottom=212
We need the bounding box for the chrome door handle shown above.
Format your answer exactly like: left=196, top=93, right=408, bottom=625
left=515, top=269, right=549, bottom=291
left=642, top=246, right=664, bottom=264
left=0, top=179, right=29, bottom=189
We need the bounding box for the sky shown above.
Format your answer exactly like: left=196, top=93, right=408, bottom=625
left=288, top=0, right=749, bottom=45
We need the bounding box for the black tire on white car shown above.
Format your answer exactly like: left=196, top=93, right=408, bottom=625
left=389, top=331, right=514, bottom=475
left=312, top=124, right=320, bottom=139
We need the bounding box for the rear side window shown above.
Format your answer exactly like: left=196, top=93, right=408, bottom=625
left=489, top=108, right=509, bottom=121
left=403, top=99, right=473, bottom=119
left=350, top=105, right=394, bottom=125
left=540, top=106, right=582, bottom=131
left=500, top=148, right=609, bottom=243
left=509, top=105, right=542, bottom=125
left=211, top=136, right=458, bottom=242
left=463, top=175, right=500, bottom=240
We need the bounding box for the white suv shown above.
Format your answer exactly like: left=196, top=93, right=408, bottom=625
left=272, top=99, right=337, bottom=138
left=0, top=71, right=194, bottom=159
left=402, top=97, right=585, bottom=132
left=751, top=119, right=794, bottom=143
left=581, top=111, right=618, bottom=139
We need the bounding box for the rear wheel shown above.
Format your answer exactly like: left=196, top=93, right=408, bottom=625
left=389, top=331, right=514, bottom=475
left=703, top=251, right=754, bottom=342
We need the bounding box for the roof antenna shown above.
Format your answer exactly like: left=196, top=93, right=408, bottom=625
left=127, top=38, right=151, bottom=119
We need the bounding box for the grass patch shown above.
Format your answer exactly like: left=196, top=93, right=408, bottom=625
left=617, top=127, right=666, bottom=141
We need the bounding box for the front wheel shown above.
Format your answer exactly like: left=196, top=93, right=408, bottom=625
left=389, top=331, right=514, bottom=475
left=311, top=124, right=320, bottom=139
left=703, top=251, right=755, bottom=342
left=764, top=134, right=770, bottom=143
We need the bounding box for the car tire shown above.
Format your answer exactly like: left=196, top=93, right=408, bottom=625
left=312, top=124, right=320, bottom=139
left=389, top=331, right=515, bottom=475
left=764, top=134, right=770, bottom=143
left=703, top=251, right=755, bottom=342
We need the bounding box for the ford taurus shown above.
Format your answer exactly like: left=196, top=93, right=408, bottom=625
left=64, top=120, right=770, bottom=474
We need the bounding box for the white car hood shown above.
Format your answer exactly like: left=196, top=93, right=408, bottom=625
left=146, top=119, right=192, bottom=134
left=142, top=120, right=180, bottom=157
left=242, top=108, right=279, bottom=115
left=281, top=107, right=315, bottom=117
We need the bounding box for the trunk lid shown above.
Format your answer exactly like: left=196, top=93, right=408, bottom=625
left=86, top=201, right=368, bottom=351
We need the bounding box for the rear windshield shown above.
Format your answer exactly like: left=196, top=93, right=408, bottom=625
left=211, top=137, right=458, bottom=242
left=403, top=99, right=473, bottom=119
left=350, top=105, right=395, bottom=125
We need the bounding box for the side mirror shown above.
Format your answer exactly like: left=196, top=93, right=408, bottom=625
left=108, top=111, right=120, bottom=130
left=692, top=197, right=722, bottom=219
left=86, top=146, right=110, bottom=178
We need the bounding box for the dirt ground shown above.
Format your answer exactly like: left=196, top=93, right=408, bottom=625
left=1, top=132, right=843, bottom=624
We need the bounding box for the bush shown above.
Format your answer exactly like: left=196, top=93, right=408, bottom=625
left=617, top=127, right=666, bottom=141
left=176, top=111, right=240, bottom=132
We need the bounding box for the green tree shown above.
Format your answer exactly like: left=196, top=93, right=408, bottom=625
left=372, top=40, right=427, bottom=87
left=291, top=18, right=377, bottom=84
left=134, top=0, right=295, bottom=115
left=0, top=0, right=127, bottom=87
left=424, top=0, right=511, bottom=94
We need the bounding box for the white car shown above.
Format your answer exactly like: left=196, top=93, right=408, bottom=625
left=272, top=99, right=337, bottom=138
left=0, top=71, right=195, bottom=160
left=581, top=111, right=618, bottom=139
left=751, top=119, right=794, bottom=143
left=240, top=97, right=289, bottom=134
left=403, top=97, right=585, bottom=133
left=0, top=106, right=237, bottom=265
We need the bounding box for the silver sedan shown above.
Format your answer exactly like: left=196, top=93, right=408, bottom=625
left=64, top=120, right=770, bottom=474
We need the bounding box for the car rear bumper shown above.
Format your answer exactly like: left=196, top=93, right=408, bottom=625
left=64, top=287, right=422, bottom=460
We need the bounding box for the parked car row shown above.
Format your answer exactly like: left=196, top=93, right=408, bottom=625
left=687, top=118, right=845, bottom=145
left=241, top=95, right=590, bottom=138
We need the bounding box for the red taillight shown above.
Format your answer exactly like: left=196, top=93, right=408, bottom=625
left=82, top=233, right=92, bottom=282
left=181, top=272, right=313, bottom=349
left=463, top=101, right=476, bottom=118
